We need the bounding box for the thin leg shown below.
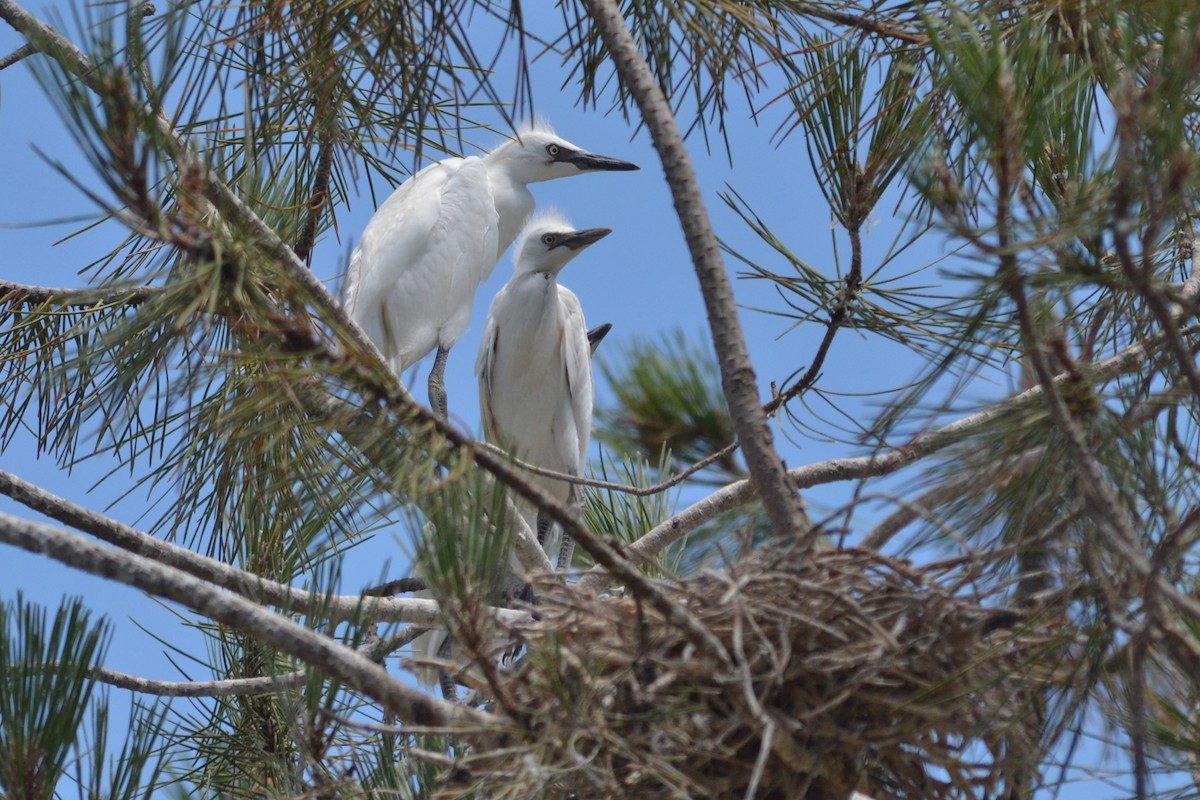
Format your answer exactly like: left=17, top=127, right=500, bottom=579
left=428, top=345, right=450, bottom=419
left=554, top=486, right=581, bottom=572
left=536, top=511, right=551, bottom=548
left=435, top=633, right=457, bottom=702
left=555, top=533, right=574, bottom=572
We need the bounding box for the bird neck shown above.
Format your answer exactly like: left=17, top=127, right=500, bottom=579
left=486, top=163, right=536, bottom=254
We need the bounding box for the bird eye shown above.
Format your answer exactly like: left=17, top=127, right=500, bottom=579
left=546, top=144, right=560, bottom=157
left=541, top=233, right=557, bottom=246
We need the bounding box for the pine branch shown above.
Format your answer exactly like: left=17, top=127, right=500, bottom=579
left=0, top=0, right=573, bottom=583
left=580, top=0, right=811, bottom=543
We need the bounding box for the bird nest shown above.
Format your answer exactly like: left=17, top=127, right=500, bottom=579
left=441, top=540, right=1057, bottom=799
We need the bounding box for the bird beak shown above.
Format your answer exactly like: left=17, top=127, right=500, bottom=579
left=560, top=227, right=612, bottom=251
left=563, top=150, right=640, bottom=172
left=587, top=322, right=613, bottom=356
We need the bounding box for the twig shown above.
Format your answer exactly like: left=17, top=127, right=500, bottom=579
left=90, top=666, right=303, bottom=697
left=0, top=279, right=161, bottom=306
left=764, top=207, right=865, bottom=417
left=294, top=124, right=336, bottom=265
left=83, top=623, right=427, bottom=697
left=793, top=1, right=924, bottom=46
left=0, top=511, right=490, bottom=727
left=581, top=0, right=811, bottom=543
left=0, top=41, right=32, bottom=70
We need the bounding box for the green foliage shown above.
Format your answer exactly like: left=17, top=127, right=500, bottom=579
left=595, top=329, right=739, bottom=481
left=0, top=595, right=107, bottom=800
left=71, top=701, right=171, bottom=800
left=581, top=446, right=679, bottom=574
left=413, top=467, right=517, bottom=613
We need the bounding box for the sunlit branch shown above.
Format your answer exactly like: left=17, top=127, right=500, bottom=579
left=92, top=666, right=303, bottom=697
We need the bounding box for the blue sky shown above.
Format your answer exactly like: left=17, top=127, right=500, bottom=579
left=0, top=7, right=1171, bottom=798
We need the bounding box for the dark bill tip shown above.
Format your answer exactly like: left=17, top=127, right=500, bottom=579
left=561, top=227, right=612, bottom=250
left=587, top=322, right=613, bottom=355
left=570, top=151, right=640, bottom=172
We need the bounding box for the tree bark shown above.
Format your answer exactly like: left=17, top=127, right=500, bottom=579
left=580, top=0, right=812, bottom=543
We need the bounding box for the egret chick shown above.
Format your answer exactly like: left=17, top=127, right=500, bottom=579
left=477, top=212, right=608, bottom=570
left=343, top=124, right=637, bottom=417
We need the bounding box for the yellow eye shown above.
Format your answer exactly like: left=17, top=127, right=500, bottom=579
left=542, top=233, right=556, bottom=246
left=547, top=144, right=560, bottom=157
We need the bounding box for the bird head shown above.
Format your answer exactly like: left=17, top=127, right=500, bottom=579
left=514, top=211, right=612, bottom=276
left=491, top=124, right=639, bottom=184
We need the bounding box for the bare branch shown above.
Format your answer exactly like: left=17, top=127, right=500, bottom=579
left=580, top=0, right=811, bottom=543
left=0, top=279, right=161, bottom=306
left=91, top=666, right=303, bottom=697
left=0, top=41, right=32, bottom=70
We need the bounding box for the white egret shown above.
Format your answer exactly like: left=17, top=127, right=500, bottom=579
left=413, top=318, right=612, bottom=699
left=343, top=124, right=637, bottom=417
left=477, top=212, right=609, bottom=571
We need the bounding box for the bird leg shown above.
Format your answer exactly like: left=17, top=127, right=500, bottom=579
left=435, top=634, right=458, bottom=702
left=512, top=513, right=554, bottom=606
left=554, top=486, right=581, bottom=572
left=427, top=346, right=450, bottom=419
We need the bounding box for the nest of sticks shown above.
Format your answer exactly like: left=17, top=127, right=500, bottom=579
left=441, top=539, right=1059, bottom=799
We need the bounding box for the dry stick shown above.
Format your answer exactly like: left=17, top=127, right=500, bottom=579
left=0, top=469, right=528, bottom=627
left=85, top=624, right=428, bottom=697
left=580, top=0, right=811, bottom=544
left=0, top=511, right=489, bottom=728
left=575, top=325, right=1193, bottom=592
left=793, top=1, right=924, bottom=45
left=294, top=124, right=336, bottom=265
left=0, top=1, right=722, bottom=662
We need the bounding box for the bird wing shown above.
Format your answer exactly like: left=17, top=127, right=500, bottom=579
left=430, top=158, right=501, bottom=347
left=558, top=286, right=594, bottom=471
left=345, top=157, right=500, bottom=369
left=475, top=293, right=502, bottom=443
